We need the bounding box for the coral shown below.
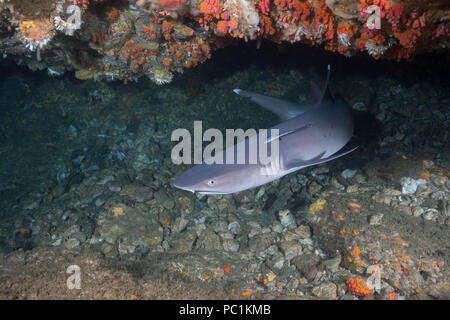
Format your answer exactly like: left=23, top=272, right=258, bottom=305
left=224, top=0, right=260, bottom=39
left=71, top=0, right=105, bottom=9
left=326, top=0, right=358, bottom=19
left=149, top=65, right=174, bottom=84
left=200, top=0, right=223, bottom=17
left=346, top=278, right=374, bottom=296
left=158, top=0, right=188, bottom=9
left=131, top=0, right=189, bottom=19
left=0, top=0, right=448, bottom=84
left=108, top=9, right=120, bottom=20
left=18, top=18, right=55, bottom=51
left=337, top=23, right=356, bottom=51
left=395, top=29, right=422, bottom=49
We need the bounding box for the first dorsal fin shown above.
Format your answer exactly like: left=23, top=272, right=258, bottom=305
left=316, top=65, right=334, bottom=107
left=233, top=89, right=310, bottom=121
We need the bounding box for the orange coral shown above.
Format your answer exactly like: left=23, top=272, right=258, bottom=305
left=394, top=29, right=422, bottom=48
left=433, top=22, right=450, bottom=39
left=120, top=39, right=157, bottom=74
left=121, top=51, right=130, bottom=59
left=162, top=21, right=174, bottom=34
left=293, top=0, right=313, bottom=21
left=259, top=15, right=276, bottom=36
left=241, top=290, right=253, bottom=297
left=200, top=0, right=223, bottom=19
left=258, top=0, right=270, bottom=15
left=337, top=23, right=355, bottom=35
left=108, top=9, right=119, bottom=19
left=173, top=52, right=184, bottom=61
left=385, top=3, right=404, bottom=31
left=357, top=29, right=384, bottom=51
left=144, top=26, right=158, bottom=40
left=350, top=246, right=360, bottom=258
left=19, top=18, right=54, bottom=43
left=346, top=278, right=373, bottom=296
left=313, top=0, right=335, bottom=40
left=55, top=0, right=450, bottom=82
left=201, top=43, right=211, bottom=58
left=158, top=0, right=187, bottom=9
left=162, top=21, right=174, bottom=40
left=228, top=18, right=238, bottom=30
left=162, top=57, right=172, bottom=67
left=347, top=245, right=363, bottom=266
left=216, top=20, right=229, bottom=36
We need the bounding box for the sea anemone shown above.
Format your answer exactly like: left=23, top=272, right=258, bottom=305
left=149, top=66, right=174, bottom=85
left=18, top=18, right=55, bottom=52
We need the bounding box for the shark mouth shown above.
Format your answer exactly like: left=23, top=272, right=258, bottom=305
left=173, top=184, right=232, bottom=195
left=172, top=183, right=195, bottom=193
left=195, top=190, right=232, bottom=195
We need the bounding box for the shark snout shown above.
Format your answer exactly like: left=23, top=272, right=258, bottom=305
left=173, top=180, right=195, bottom=193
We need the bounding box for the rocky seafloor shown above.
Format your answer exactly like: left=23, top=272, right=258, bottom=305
left=0, top=44, right=448, bottom=300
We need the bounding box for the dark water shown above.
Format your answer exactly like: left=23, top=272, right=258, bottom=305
left=0, top=42, right=447, bottom=202
left=0, top=43, right=449, bottom=299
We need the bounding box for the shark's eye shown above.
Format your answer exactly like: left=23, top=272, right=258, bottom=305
left=207, top=180, right=215, bottom=186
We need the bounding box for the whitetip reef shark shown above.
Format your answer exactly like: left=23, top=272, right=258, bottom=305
left=173, top=66, right=357, bottom=195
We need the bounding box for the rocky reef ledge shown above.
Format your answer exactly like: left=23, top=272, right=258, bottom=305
left=0, top=0, right=449, bottom=84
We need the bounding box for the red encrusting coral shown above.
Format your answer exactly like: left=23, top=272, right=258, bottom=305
left=108, top=9, right=119, bottom=20
left=70, top=0, right=105, bottom=9
left=313, top=0, right=336, bottom=41
left=158, top=0, right=187, bottom=9
left=121, top=39, right=156, bottom=74
left=395, top=29, right=422, bottom=49
left=258, top=0, right=271, bottom=15
left=200, top=0, right=223, bottom=19
left=6, top=0, right=448, bottom=84
left=162, top=20, right=174, bottom=40
left=144, top=26, right=158, bottom=40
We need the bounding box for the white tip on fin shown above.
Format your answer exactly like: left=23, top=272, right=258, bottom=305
left=316, top=65, right=332, bottom=107
left=233, top=89, right=252, bottom=98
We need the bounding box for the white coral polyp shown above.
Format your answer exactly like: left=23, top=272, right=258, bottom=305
left=149, top=67, right=173, bottom=85
left=338, top=33, right=351, bottom=47
left=365, top=38, right=395, bottom=57
left=224, top=0, right=260, bottom=39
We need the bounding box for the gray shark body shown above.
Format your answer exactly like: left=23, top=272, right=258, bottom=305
left=174, top=67, right=356, bottom=195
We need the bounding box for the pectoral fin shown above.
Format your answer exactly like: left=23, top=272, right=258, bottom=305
left=284, top=146, right=358, bottom=170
